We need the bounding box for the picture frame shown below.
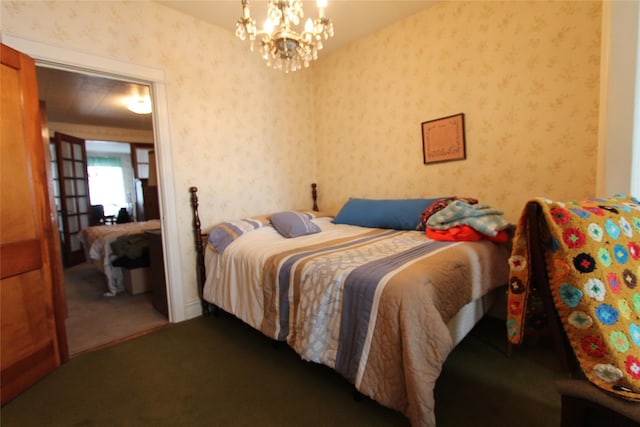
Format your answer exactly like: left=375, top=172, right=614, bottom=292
left=421, top=113, right=466, bottom=164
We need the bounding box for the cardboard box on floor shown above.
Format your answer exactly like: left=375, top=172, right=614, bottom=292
left=123, top=267, right=151, bottom=295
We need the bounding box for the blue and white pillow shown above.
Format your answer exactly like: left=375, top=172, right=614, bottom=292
left=270, top=211, right=321, bottom=238
left=208, top=218, right=266, bottom=253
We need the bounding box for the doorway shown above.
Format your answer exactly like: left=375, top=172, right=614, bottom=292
left=5, top=32, right=186, bottom=342
left=36, top=66, right=168, bottom=357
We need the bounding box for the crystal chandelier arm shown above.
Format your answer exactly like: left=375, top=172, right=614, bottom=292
left=236, top=0, right=257, bottom=40
left=317, top=0, right=327, bottom=18
left=241, top=0, right=250, bottom=19
left=314, top=17, right=333, bottom=40
left=313, top=0, right=333, bottom=40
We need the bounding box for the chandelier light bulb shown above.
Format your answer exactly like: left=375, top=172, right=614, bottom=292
left=263, top=17, right=274, bottom=35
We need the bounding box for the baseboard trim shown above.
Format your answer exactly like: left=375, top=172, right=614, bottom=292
left=184, top=299, right=204, bottom=321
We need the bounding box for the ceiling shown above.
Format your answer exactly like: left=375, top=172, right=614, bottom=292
left=36, top=1, right=436, bottom=132
left=37, top=66, right=154, bottom=131
left=157, top=1, right=436, bottom=56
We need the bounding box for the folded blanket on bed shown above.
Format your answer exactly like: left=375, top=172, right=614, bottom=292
left=507, top=194, right=640, bottom=402
left=426, top=200, right=511, bottom=236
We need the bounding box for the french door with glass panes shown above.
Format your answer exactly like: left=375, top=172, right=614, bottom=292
left=53, top=132, right=90, bottom=267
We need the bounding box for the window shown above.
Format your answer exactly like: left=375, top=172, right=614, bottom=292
left=87, top=157, right=127, bottom=217
left=131, top=144, right=154, bottom=179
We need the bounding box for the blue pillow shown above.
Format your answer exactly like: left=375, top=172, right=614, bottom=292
left=333, top=198, right=439, bottom=230
left=270, top=211, right=321, bottom=238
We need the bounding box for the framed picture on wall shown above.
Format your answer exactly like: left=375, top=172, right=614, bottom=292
left=421, top=113, right=466, bottom=164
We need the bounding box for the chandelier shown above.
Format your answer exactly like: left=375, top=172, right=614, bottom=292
left=235, top=0, right=334, bottom=73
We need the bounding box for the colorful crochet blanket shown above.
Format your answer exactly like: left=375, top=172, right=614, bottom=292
left=507, top=195, right=640, bottom=401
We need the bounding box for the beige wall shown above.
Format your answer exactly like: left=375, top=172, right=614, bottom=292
left=313, top=1, right=602, bottom=221
left=1, top=0, right=317, bottom=218
left=1, top=0, right=317, bottom=314
left=1, top=0, right=603, bottom=317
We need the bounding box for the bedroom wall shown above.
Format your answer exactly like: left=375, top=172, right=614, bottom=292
left=312, top=1, right=602, bottom=222
left=1, top=0, right=317, bottom=314
left=0, top=0, right=603, bottom=319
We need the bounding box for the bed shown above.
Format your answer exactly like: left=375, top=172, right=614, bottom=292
left=189, top=185, right=511, bottom=426
left=78, top=219, right=161, bottom=296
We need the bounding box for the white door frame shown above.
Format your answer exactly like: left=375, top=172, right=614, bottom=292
left=3, top=33, right=185, bottom=323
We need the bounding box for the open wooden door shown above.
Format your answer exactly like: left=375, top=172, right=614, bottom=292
left=53, top=132, right=91, bottom=267
left=1, top=44, right=66, bottom=405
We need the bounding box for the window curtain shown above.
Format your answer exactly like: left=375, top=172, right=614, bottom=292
left=87, top=155, right=135, bottom=217
left=88, top=156, right=122, bottom=167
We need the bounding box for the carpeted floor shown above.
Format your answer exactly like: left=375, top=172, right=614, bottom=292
left=2, top=310, right=563, bottom=426
left=64, top=262, right=168, bottom=356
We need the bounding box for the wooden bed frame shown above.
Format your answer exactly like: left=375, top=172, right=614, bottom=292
left=189, top=183, right=319, bottom=314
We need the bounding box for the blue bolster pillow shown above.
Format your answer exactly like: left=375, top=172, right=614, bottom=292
left=333, top=198, right=439, bottom=230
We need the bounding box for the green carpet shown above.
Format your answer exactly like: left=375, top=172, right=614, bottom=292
left=2, top=313, right=562, bottom=426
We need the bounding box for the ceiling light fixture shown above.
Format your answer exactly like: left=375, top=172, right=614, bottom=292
left=235, top=0, right=334, bottom=73
left=126, top=96, right=152, bottom=115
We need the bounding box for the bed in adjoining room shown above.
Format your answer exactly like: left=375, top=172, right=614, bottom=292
left=78, top=219, right=161, bottom=296
left=189, top=184, right=512, bottom=427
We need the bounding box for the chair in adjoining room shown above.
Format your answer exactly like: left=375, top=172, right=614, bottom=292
left=507, top=195, right=640, bottom=427
left=89, top=204, right=106, bottom=226
left=115, top=207, right=132, bottom=224
left=89, top=204, right=115, bottom=226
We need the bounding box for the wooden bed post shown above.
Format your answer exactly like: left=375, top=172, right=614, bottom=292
left=189, top=186, right=210, bottom=314
left=311, top=182, right=319, bottom=212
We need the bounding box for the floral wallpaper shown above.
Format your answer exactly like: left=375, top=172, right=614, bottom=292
left=313, top=1, right=601, bottom=222
left=1, top=0, right=602, bottom=317
left=1, top=0, right=317, bottom=310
